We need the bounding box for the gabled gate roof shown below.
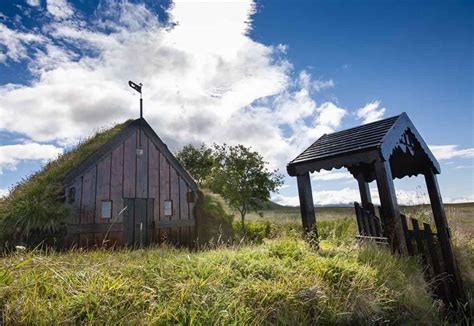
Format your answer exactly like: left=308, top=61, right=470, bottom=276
left=287, top=113, right=440, bottom=180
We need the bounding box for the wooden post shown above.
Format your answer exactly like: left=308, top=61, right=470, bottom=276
left=424, top=223, right=451, bottom=304
left=400, top=214, right=414, bottom=256
left=411, top=218, right=428, bottom=267
left=354, top=202, right=364, bottom=235
left=372, top=214, right=383, bottom=237
left=366, top=210, right=377, bottom=236
left=297, top=172, right=316, bottom=234
left=374, top=160, right=407, bottom=254
left=356, top=174, right=374, bottom=214
left=424, top=169, right=466, bottom=305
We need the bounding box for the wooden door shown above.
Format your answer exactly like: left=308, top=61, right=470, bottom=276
left=133, top=199, right=147, bottom=247
left=123, top=198, right=154, bottom=247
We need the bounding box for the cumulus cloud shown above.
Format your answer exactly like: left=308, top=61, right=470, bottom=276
left=272, top=187, right=432, bottom=206
left=0, top=188, right=8, bottom=198
left=0, top=143, right=63, bottom=173
left=311, top=169, right=353, bottom=181
left=0, top=0, right=347, bottom=171
left=356, top=100, right=386, bottom=124
left=429, top=145, right=474, bottom=161
left=26, top=0, right=41, bottom=7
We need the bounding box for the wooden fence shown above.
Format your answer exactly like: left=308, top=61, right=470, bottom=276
left=353, top=202, right=386, bottom=244
left=354, top=202, right=468, bottom=315
left=400, top=214, right=457, bottom=309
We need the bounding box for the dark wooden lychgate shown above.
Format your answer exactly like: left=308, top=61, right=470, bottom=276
left=287, top=113, right=468, bottom=314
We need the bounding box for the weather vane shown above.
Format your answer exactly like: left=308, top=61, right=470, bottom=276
left=129, top=80, right=144, bottom=151
left=128, top=80, right=143, bottom=119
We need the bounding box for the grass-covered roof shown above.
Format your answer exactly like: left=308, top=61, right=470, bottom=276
left=0, top=120, right=133, bottom=244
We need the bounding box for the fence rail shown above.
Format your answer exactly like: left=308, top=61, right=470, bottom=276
left=354, top=202, right=467, bottom=315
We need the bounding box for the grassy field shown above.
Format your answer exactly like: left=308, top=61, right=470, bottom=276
left=0, top=203, right=472, bottom=324
left=247, top=203, right=474, bottom=234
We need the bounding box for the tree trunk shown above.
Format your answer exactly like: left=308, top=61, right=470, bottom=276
left=241, top=210, right=246, bottom=234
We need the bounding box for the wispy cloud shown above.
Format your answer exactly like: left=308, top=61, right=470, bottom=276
left=455, top=165, right=473, bottom=169
left=355, top=100, right=386, bottom=124
left=46, top=0, right=74, bottom=19
left=0, top=23, right=45, bottom=63
left=298, top=70, right=334, bottom=92
left=429, top=145, right=474, bottom=160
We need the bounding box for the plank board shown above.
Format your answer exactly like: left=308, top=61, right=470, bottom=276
left=136, top=130, right=148, bottom=198
left=148, top=140, right=160, bottom=223
left=67, top=178, right=82, bottom=224
left=95, top=154, right=111, bottom=224
left=80, top=165, right=97, bottom=224
left=180, top=177, right=189, bottom=220
left=110, top=143, right=124, bottom=222
left=123, top=198, right=135, bottom=246
left=159, top=154, right=170, bottom=220
left=123, top=132, right=136, bottom=198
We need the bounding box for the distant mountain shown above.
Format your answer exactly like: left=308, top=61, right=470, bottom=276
left=254, top=199, right=287, bottom=209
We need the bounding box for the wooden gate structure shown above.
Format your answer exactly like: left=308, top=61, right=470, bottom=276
left=287, top=113, right=468, bottom=313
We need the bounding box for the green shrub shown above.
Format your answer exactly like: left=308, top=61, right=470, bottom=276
left=232, top=220, right=272, bottom=243
left=194, top=189, right=235, bottom=246
left=318, top=217, right=357, bottom=244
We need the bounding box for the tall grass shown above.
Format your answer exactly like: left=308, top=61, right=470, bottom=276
left=0, top=235, right=441, bottom=324
left=0, top=121, right=132, bottom=246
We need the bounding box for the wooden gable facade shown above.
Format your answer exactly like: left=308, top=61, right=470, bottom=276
left=63, top=118, right=198, bottom=248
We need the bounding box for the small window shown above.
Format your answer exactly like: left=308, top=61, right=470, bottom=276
left=67, top=187, right=76, bottom=204
left=164, top=200, right=173, bottom=216
left=187, top=191, right=195, bottom=203
left=101, top=201, right=112, bottom=219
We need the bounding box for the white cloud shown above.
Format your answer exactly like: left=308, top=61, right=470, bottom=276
left=0, top=143, right=63, bottom=173
left=316, top=102, right=347, bottom=129
left=446, top=194, right=474, bottom=204
left=47, top=0, right=74, bottom=19
left=0, top=23, right=45, bottom=63
left=0, top=188, right=8, bottom=198
left=26, top=0, right=41, bottom=7
left=311, top=169, right=353, bottom=181
left=298, top=70, right=334, bottom=92
left=272, top=187, right=431, bottom=206
left=0, top=0, right=348, bottom=172
left=455, top=165, right=473, bottom=169
left=429, top=145, right=474, bottom=161
left=356, top=100, right=386, bottom=124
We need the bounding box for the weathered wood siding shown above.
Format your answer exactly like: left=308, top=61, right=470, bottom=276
left=66, top=127, right=196, bottom=248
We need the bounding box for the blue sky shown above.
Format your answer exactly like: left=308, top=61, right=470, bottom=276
left=0, top=0, right=472, bottom=205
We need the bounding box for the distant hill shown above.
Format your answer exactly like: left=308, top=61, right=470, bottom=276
left=255, top=200, right=287, bottom=209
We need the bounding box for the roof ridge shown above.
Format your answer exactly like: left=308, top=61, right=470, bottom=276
left=323, top=114, right=402, bottom=138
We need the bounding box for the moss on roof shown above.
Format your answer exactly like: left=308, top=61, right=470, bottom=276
left=0, top=120, right=133, bottom=244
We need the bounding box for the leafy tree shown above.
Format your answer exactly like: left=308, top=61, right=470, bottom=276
left=209, top=144, right=284, bottom=230
left=175, top=143, right=216, bottom=186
